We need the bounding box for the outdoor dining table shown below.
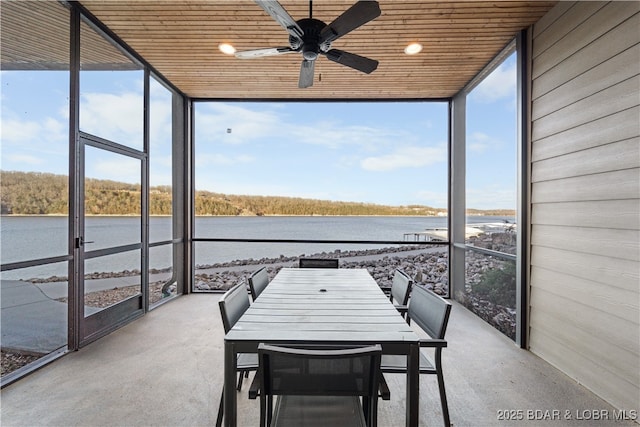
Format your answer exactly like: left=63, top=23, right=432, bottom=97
left=223, top=267, right=422, bottom=427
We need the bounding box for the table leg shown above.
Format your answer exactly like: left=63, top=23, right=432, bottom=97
left=224, top=341, right=237, bottom=427
left=406, top=343, right=419, bottom=427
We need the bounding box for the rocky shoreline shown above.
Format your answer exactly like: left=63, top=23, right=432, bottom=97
left=29, top=242, right=516, bottom=338
left=191, top=244, right=516, bottom=340
left=194, top=245, right=449, bottom=294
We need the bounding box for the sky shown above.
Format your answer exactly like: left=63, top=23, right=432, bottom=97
left=1, top=53, right=517, bottom=210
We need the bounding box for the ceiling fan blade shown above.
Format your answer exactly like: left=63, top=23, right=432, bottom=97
left=324, top=49, right=378, bottom=74
left=235, top=47, right=296, bottom=59
left=319, top=1, right=381, bottom=44
left=254, top=0, right=304, bottom=40
left=298, top=59, right=315, bottom=88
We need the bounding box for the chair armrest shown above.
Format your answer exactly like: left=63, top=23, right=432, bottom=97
left=394, top=305, right=409, bottom=324
left=419, top=338, right=447, bottom=348
left=380, top=286, right=392, bottom=295
left=378, top=372, right=391, bottom=400
left=394, top=305, right=408, bottom=315
left=248, top=374, right=260, bottom=399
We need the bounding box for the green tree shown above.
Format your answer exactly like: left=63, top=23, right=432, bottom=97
left=473, top=261, right=516, bottom=308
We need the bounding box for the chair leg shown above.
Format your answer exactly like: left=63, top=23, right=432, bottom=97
left=368, top=396, right=378, bottom=427
left=266, top=395, right=273, bottom=427
left=258, top=394, right=273, bottom=427
left=216, top=388, right=224, bottom=427
left=259, top=395, right=266, bottom=427
left=362, top=396, right=370, bottom=426
left=237, top=370, right=244, bottom=391
left=437, top=369, right=450, bottom=427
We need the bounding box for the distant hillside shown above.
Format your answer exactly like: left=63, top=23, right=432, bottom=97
left=0, top=171, right=513, bottom=216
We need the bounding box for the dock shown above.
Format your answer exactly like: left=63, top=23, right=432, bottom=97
left=403, top=222, right=515, bottom=242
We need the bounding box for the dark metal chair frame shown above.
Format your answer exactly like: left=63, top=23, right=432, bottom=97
left=298, top=257, right=339, bottom=268
left=389, top=269, right=413, bottom=306
left=382, top=285, right=452, bottom=427
left=250, top=343, right=389, bottom=427
left=217, top=281, right=259, bottom=426
left=382, top=269, right=413, bottom=320
left=248, top=266, right=270, bottom=301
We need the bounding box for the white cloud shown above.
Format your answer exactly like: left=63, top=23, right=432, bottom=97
left=3, top=153, right=44, bottom=166
left=151, top=154, right=172, bottom=169
left=196, top=103, right=403, bottom=151
left=1, top=113, right=69, bottom=148
left=290, top=122, right=394, bottom=150
left=149, top=98, right=172, bottom=148
left=360, top=145, right=447, bottom=171
left=43, top=117, right=67, bottom=142
left=149, top=154, right=173, bottom=186
left=80, top=92, right=143, bottom=144
left=1, top=118, right=42, bottom=143
left=466, top=185, right=516, bottom=210
left=58, top=103, right=70, bottom=120
left=194, top=152, right=254, bottom=167
left=467, top=131, right=502, bottom=153
left=471, top=60, right=516, bottom=103
left=88, top=156, right=141, bottom=184
left=150, top=171, right=172, bottom=187
left=0, top=115, right=68, bottom=172
left=196, top=103, right=282, bottom=145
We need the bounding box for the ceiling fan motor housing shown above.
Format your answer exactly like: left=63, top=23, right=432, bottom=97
left=292, top=18, right=331, bottom=61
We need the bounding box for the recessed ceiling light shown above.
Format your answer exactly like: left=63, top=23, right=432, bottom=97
left=219, top=43, right=236, bottom=55
left=404, top=43, right=423, bottom=55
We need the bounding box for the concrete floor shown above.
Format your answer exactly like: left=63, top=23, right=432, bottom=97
left=1, top=294, right=636, bottom=427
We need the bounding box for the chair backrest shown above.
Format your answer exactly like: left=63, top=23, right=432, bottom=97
left=218, top=281, right=250, bottom=333
left=248, top=267, right=269, bottom=300
left=408, top=285, right=452, bottom=339
left=258, top=344, right=382, bottom=398
left=298, top=257, right=339, bottom=268
left=390, top=269, right=412, bottom=305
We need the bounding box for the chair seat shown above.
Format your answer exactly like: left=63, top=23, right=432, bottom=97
left=381, top=351, right=436, bottom=374
left=272, top=395, right=366, bottom=427
left=237, top=352, right=258, bottom=370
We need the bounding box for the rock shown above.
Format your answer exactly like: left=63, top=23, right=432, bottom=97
left=26, top=241, right=516, bottom=339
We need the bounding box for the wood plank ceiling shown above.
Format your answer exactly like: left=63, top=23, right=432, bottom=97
left=4, top=1, right=558, bottom=100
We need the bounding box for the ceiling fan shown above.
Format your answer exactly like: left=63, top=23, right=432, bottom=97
left=235, top=0, right=381, bottom=88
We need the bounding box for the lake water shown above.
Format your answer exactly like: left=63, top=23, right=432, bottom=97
left=0, top=215, right=512, bottom=279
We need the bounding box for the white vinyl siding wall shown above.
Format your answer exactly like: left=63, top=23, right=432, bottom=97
left=529, top=1, right=640, bottom=412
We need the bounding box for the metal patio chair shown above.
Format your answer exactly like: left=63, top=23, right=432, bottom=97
left=216, top=281, right=259, bottom=426
left=382, top=269, right=413, bottom=319
left=298, top=257, right=339, bottom=268
left=249, top=343, right=389, bottom=427
left=381, top=285, right=452, bottom=427
left=248, top=266, right=270, bottom=301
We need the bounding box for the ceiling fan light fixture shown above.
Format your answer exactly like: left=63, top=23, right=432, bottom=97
left=219, top=43, right=236, bottom=55
left=404, top=43, right=423, bottom=55
left=302, top=44, right=320, bottom=61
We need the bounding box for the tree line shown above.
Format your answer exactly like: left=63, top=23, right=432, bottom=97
left=1, top=171, right=512, bottom=217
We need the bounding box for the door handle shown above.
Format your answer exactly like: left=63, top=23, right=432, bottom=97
left=76, top=237, right=95, bottom=248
